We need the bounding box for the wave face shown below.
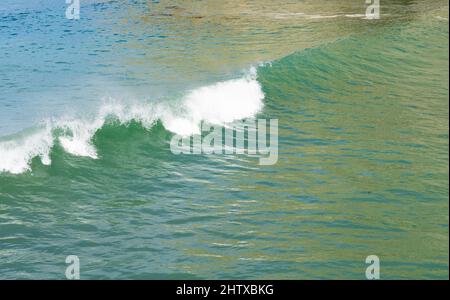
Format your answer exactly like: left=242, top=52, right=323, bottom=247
left=0, top=69, right=264, bottom=174
left=0, top=1, right=448, bottom=280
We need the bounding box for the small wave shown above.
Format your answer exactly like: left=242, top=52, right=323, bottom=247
left=307, top=14, right=341, bottom=20
left=267, top=12, right=374, bottom=20
left=435, top=16, right=448, bottom=21
left=0, top=68, right=265, bottom=174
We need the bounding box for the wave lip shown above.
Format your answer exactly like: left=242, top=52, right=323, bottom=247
left=0, top=68, right=265, bottom=174
left=0, top=125, right=53, bottom=174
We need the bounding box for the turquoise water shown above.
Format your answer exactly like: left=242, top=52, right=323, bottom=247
left=0, top=1, right=448, bottom=279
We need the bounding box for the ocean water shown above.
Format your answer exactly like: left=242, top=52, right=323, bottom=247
left=0, top=0, right=448, bottom=279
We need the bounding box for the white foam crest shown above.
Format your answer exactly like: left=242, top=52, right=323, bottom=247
left=307, top=14, right=340, bottom=19
left=57, top=118, right=104, bottom=159
left=54, top=101, right=161, bottom=158
left=100, top=101, right=162, bottom=129
left=162, top=68, right=264, bottom=136
left=0, top=125, right=53, bottom=174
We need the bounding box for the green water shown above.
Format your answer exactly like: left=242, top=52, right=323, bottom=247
left=0, top=0, right=448, bottom=279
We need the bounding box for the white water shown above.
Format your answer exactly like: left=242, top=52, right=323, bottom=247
left=0, top=125, right=53, bottom=174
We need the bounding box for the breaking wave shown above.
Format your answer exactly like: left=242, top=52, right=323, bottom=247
left=0, top=68, right=264, bottom=174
